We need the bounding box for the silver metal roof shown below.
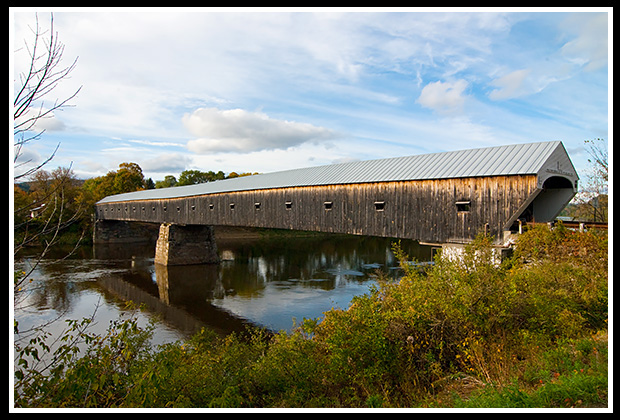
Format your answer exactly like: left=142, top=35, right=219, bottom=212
left=97, top=141, right=577, bottom=204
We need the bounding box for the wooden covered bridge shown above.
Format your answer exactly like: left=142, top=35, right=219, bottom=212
left=94, top=141, right=579, bottom=265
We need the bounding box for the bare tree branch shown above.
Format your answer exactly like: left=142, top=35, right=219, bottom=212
left=568, top=138, right=608, bottom=222
left=13, top=13, right=81, bottom=180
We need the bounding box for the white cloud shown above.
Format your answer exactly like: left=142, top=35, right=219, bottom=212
left=416, top=80, right=468, bottom=114
left=488, top=69, right=531, bottom=100
left=560, top=13, right=608, bottom=72
left=183, top=108, right=339, bottom=154
left=14, top=107, right=67, bottom=133
left=139, top=153, right=192, bottom=174
left=128, top=139, right=185, bottom=148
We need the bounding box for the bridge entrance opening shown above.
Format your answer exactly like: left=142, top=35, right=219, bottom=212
left=509, top=176, right=576, bottom=231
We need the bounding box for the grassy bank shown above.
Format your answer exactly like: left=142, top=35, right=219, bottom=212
left=14, top=224, right=608, bottom=409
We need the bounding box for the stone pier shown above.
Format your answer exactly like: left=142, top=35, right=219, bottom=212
left=154, top=223, right=220, bottom=266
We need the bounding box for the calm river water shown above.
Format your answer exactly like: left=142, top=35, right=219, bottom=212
left=14, top=227, right=432, bottom=345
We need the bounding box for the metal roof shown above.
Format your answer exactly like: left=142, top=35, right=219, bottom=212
left=97, top=141, right=576, bottom=204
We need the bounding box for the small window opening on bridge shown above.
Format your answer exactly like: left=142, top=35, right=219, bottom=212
left=254, top=202, right=261, bottom=210
left=456, top=200, right=471, bottom=212
left=209, top=204, right=214, bottom=210
left=374, top=201, right=385, bottom=211
left=324, top=201, right=333, bottom=210
left=285, top=201, right=293, bottom=210
left=176, top=206, right=181, bottom=212
left=229, top=203, right=235, bottom=210
left=191, top=205, right=196, bottom=211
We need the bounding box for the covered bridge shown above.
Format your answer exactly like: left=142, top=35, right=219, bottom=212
left=95, top=141, right=578, bottom=264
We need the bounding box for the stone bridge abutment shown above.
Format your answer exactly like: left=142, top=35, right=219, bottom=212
left=94, top=220, right=219, bottom=266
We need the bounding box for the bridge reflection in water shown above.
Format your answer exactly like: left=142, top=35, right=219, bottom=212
left=93, top=230, right=431, bottom=336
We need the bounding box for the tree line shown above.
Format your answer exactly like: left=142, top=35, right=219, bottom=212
left=154, top=169, right=258, bottom=189
left=13, top=162, right=257, bottom=247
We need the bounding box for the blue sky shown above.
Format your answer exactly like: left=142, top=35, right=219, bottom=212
left=12, top=8, right=610, bottom=183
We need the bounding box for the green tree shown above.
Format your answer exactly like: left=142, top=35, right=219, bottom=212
left=176, top=169, right=228, bottom=185
left=177, top=170, right=210, bottom=186
left=155, top=175, right=177, bottom=188
left=81, top=162, right=146, bottom=203
left=81, top=176, right=113, bottom=203
left=113, top=162, right=145, bottom=193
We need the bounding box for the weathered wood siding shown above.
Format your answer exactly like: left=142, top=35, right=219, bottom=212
left=95, top=175, right=539, bottom=244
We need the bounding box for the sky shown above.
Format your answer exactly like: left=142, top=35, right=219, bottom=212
left=11, top=8, right=611, bottom=184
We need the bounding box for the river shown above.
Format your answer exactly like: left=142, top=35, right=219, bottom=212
left=14, top=227, right=433, bottom=346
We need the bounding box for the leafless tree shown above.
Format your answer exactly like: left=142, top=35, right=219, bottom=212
left=13, top=12, right=81, bottom=180
left=569, top=138, right=608, bottom=222
left=585, top=138, right=608, bottom=185
left=13, top=12, right=85, bottom=313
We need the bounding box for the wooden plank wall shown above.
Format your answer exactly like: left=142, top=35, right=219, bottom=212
left=95, top=175, right=539, bottom=244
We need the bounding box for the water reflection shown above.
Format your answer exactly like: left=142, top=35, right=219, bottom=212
left=154, top=233, right=430, bottom=334
left=16, top=229, right=432, bottom=343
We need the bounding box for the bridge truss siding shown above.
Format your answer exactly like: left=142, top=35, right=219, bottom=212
left=95, top=175, right=539, bottom=244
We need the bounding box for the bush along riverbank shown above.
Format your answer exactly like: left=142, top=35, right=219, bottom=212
left=14, top=224, right=608, bottom=408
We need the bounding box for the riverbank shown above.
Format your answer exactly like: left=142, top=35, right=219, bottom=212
left=13, top=224, right=608, bottom=409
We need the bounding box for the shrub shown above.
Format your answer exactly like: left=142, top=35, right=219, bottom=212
left=308, top=227, right=607, bottom=404
left=14, top=305, right=155, bottom=408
